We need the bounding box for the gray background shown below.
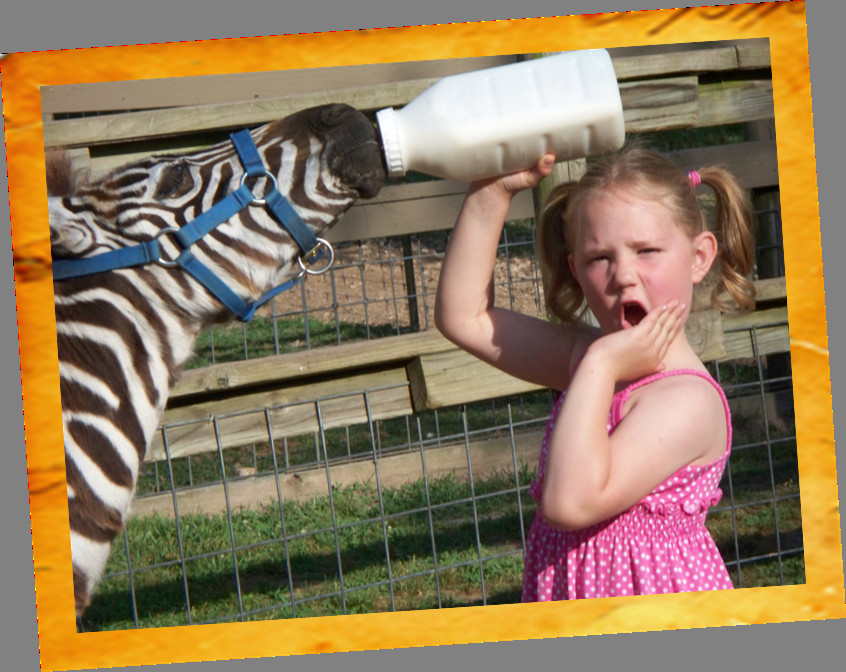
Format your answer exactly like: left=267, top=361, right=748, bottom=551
left=1, top=1, right=843, bottom=670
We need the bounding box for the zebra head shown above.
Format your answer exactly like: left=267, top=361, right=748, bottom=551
left=49, top=103, right=385, bottom=325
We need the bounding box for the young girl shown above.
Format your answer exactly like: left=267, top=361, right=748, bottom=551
left=435, top=146, right=756, bottom=601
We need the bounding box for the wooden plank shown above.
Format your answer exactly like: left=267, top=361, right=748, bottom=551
left=667, top=140, right=778, bottom=189
left=750, top=277, right=786, bottom=302
left=85, top=142, right=221, bottom=180
left=723, top=305, right=788, bottom=331
left=41, top=56, right=519, bottom=115
left=150, top=368, right=412, bottom=461
left=612, top=47, right=739, bottom=80
left=686, top=308, right=726, bottom=362
left=326, top=184, right=535, bottom=244
left=735, top=40, right=771, bottom=70
left=666, top=139, right=779, bottom=190
left=170, top=277, right=785, bottom=405
left=408, top=298, right=786, bottom=412
left=408, top=349, right=544, bottom=412
left=698, top=79, right=774, bottom=127
left=714, top=277, right=786, bottom=313
left=329, top=140, right=778, bottom=243
left=169, top=272, right=783, bottom=404
left=405, top=321, right=787, bottom=414
left=169, top=329, right=451, bottom=400
left=132, top=429, right=545, bottom=519
left=43, top=78, right=440, bottom=149
left=721, top=324, right=790, bottom=361
left=619, top=76, right=700, bottom=132
left=720, top=306, right=790, bottom=361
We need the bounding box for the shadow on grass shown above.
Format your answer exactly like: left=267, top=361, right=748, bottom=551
left=85, top=505, right=533, bottom=630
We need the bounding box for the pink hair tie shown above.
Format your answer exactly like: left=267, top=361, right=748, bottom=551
left=687, top=170, right=701, bottom=188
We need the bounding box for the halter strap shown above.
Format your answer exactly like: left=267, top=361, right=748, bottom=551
left=51, top=128, right=333, bottom=322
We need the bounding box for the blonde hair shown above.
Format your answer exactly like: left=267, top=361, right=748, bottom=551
left=537, top=146, right=756, bottom=325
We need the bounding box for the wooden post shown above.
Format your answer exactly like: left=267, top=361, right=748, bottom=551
left=745, top=119, right=792, bottom=425
left=401, top=235, right=420, bottom=332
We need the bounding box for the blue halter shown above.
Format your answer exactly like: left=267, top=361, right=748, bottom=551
left=51, top=129, right=334, bottom=322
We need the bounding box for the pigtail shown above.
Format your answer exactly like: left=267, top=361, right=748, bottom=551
left=536, top=181, right=586, bottom=324
left=697, top=167, right=757, bottom=313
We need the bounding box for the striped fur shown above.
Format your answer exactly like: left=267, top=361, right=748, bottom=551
left=50, top=104, right=385, bottom=617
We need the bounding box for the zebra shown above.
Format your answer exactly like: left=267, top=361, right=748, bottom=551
left=47, top=103, right=386, bottom=620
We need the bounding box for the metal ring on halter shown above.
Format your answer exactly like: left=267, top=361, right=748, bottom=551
left=154, top=227, right=182, bottom=268
left=240, top=169, right=278, bottom=206
left=297, top=238, right=334, bottom=276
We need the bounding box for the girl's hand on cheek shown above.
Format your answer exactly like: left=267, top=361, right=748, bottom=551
left=586, top=301, right=686, bottom=383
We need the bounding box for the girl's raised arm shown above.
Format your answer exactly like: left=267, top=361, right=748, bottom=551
left=434, top=155, right=591, bottom=391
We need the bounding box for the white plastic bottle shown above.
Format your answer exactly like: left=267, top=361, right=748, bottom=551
left=376, top=49, right=626, bottom=182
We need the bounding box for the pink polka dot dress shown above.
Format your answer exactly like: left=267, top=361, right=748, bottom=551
left=521, top=369, right=734, bottom=602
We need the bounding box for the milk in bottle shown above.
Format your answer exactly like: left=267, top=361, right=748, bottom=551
left=376, top=49, right=626, bottom=182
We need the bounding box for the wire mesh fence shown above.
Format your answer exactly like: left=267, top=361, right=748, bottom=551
left=185, top=216, right=543, bottom=367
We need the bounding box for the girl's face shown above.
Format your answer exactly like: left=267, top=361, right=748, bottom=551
left=568, top=186, right=716, bottom=335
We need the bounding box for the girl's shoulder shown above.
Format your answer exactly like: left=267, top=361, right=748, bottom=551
left=616, top=369, right=730, bottom=464
left=620, top=368, right=726, bottom=411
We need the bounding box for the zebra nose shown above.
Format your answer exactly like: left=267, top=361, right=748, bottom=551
left=355, top=170, right=384, bottom=199
left=331, top=139, right=385, bottom=198
left=354, top=143, right=386, bottom=198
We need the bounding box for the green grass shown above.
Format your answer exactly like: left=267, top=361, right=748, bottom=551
left=85, top=466, right=537, bottom=630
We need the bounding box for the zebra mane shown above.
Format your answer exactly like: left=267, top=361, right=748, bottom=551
left=45, top=148, right=88, bottom=198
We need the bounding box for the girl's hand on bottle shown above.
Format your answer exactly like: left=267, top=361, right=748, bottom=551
left=470, top=153, right=556, bottom=200
left=585, top=301, right=687, bottom=383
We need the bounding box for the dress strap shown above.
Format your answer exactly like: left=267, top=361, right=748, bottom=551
left=609, top=369, right=732, bottom=453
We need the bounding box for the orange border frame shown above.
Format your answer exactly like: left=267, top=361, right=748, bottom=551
left=3, top=3, right=843, bottom=670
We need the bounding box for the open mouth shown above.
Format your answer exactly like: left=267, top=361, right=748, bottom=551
left=622, top=301, right=647, bottom=328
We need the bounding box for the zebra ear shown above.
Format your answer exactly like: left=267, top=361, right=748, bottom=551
left=154, top=161, right=194, bottom=201
left=49, top=197, right=97, bottom=258
left=49, top=210, right=88, bottom=259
